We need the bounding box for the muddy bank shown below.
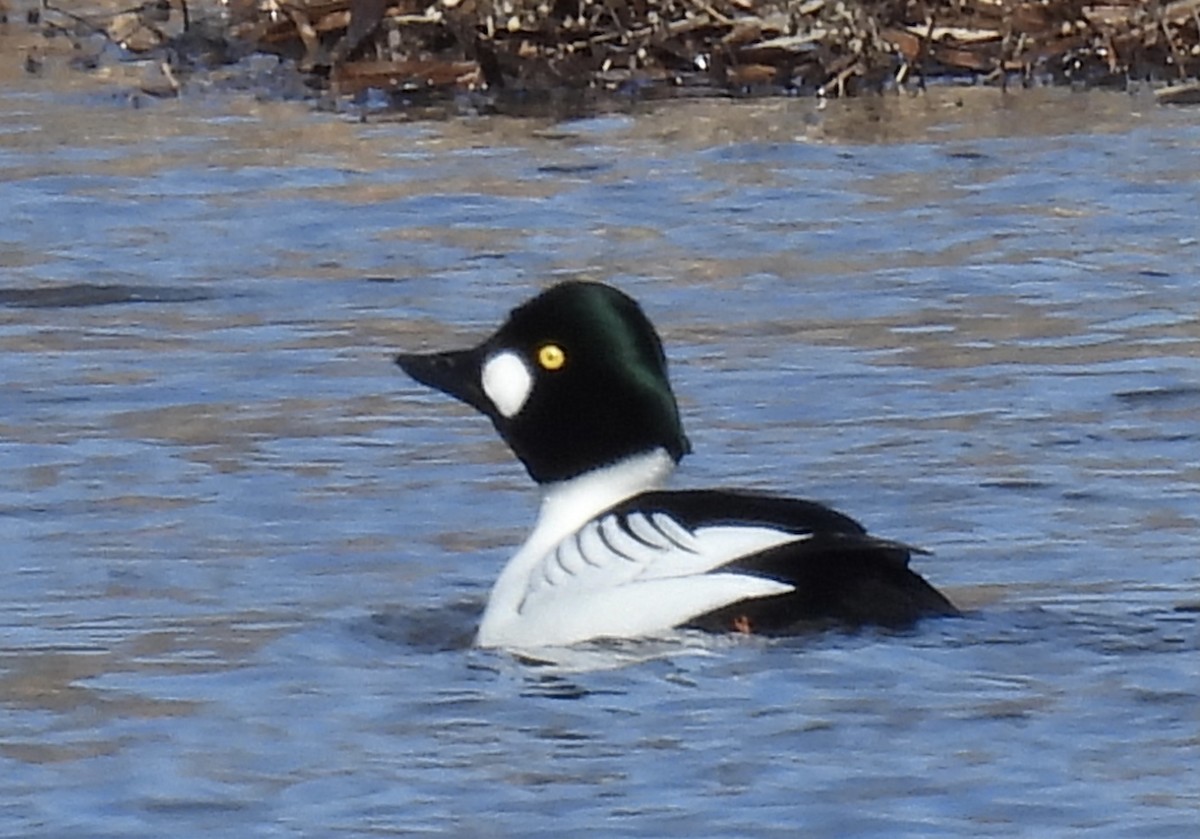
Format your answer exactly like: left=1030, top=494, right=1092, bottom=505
left=9, top=1, right=1200, bottom=107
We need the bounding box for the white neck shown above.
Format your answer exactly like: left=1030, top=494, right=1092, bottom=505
left=476, top=448, right=676, bottom=645
left=536, top=448, right=675, bottom=540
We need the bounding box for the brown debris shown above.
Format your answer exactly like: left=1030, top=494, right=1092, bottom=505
left=229, top=0, right=1200, bottom=98
left=18, top=1, right=1200, bottom=103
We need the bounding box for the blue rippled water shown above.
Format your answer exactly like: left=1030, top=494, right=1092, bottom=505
left=1, top=55, right=1197, bottom=837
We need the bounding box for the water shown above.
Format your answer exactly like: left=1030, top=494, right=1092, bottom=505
left=2, top=49, right=1198, bottom=836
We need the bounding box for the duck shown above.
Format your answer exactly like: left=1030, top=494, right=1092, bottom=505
left=395, top=281, right=959, bottom=649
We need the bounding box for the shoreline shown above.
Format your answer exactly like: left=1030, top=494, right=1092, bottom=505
left=9, top=1, right=1200, bottom=107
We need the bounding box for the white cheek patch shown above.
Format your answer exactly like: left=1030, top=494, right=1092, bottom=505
left=481, top=351, right=534, bottom=418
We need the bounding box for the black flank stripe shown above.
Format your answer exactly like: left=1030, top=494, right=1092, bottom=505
left=620, top=514, right=661, bottom=550
left=596, top=518, right=637, bottom=563
left=585, top=520, right=624, bottom=568
left=559, top=532, right=585, bottom=575
left=649, top=515, right=698, bottom=554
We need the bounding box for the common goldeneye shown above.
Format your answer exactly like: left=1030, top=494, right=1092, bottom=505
left=396, top=281, right=958, bottom=649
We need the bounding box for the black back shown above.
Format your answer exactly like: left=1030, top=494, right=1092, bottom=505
left=609, top=489, right=960, bottom=633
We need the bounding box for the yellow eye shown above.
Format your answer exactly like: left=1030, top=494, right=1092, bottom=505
left=537, top=343, right=566, bottom=371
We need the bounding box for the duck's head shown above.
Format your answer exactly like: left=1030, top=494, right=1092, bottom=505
left=396, top=281, right=691, bottom=484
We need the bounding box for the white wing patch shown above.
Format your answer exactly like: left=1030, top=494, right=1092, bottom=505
left=520, top=511, right=807, bottom=617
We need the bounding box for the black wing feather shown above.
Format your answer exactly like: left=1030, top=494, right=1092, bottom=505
left=608, top=489, right=959, bottom=634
